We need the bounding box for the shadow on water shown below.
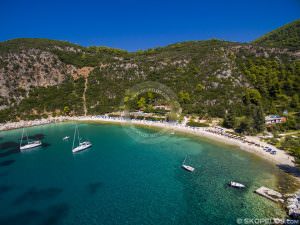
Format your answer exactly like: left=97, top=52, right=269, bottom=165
left=0, top=185, right=13, bottom=195
left=0, top=209, right=41, bottom=225
left=0, top=141, right=20, bottom=158
left=277, top=164, right=300, bottom=178
left=43, top=203, right=69, bottom=225
left=28, top=134, right=46, bottom=140
left=0, top=159, right=15, bottom=167
left=0, top=203, right=69, bottom=225
left=0, top=148, right=20, bottom=158
left=13, top=187, right=63, bottom=205
left=0, top=141, right=19, bottom=151
left=87, top=182, right=103, bottom=195
left=0, top=171, right=9, bottom=177
left=41, top=143, right=51, bottom=148
left=19, top=133, right=46, bottom=141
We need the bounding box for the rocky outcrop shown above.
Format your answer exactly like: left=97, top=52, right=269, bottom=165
left=0, top=49, right=76, bottom=108
left=286, top=192, right=300, bottom=218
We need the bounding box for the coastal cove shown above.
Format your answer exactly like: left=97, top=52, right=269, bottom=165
left=0, top=121, right=299, bottom=224
left=75, top=119, right=300, bottom=195
left=0, top=3, right=299, bottom=224
left=1, top=116, right=295, bottom=167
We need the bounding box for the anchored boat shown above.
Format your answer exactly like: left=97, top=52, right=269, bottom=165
left=181, top=155, right=195, bottom=172
left=72, top=125, right=92, bottom=153
left=62, top=136, right=70, bottom=141
left=229, top=181, right=245, bottom=188
left=19, top=128, right=42, bottom=150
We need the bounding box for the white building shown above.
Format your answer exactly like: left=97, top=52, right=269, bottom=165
left=265, top=115, right=286, bottom=124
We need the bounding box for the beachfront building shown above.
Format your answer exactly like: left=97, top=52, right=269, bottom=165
left=265, top=115, right=286, bottom=125
left=153, top=105, right=171, bottom=111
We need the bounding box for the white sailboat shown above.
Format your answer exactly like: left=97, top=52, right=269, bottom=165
left=181, top=155, right=195, bottom=172
left=72, top=125, right=92, bottom=153
left=19, top=128, right=42, bottom=150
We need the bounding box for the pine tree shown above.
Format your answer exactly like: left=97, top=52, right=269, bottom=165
left=253, top=105, right=265, bottom=133
left=223, top=110, right=236, bottom=128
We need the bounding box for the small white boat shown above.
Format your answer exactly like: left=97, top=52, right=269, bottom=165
left=20, top=128, right=42, bottom=150
left=230, top=181, right=245, bottom=188
left=62, top=136, right=70, bottom=141
left=182, top=164, right=195, bottom=172
left=181, top=155, right=195, bottom=172
left=72, top=125, right=92, bottom=153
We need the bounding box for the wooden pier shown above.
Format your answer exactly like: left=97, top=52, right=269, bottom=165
left=255, top=186, right=284, bottom=203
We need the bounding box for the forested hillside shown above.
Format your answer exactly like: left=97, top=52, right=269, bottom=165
left=253, top=19, right=300, bottom=50
left=0, top=20, right=299, bottom=136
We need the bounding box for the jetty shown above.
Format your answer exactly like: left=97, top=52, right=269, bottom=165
left=255, top=186, right=284, bottom=203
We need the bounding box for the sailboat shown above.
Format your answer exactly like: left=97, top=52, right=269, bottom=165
left=181, top=155, right=195, bottom=172
left=72, top=125, right=92, bottom=153
left=19, top=128, right=42, bottom=150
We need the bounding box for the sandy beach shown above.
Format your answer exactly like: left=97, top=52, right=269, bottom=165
left=0, top=115, right=295, bottom=168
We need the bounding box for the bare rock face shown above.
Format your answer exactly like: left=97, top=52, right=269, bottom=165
left=0, top=49, right=76, bottom=108
left=72, top=67, right=94, bottom=79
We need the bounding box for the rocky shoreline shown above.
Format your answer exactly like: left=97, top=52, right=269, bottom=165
left=286, top=191, right=300, bottom=219
left=0, top=116, right=70, bottom=131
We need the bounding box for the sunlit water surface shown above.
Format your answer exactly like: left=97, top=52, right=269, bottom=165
left=0, top=122, right=294, bottom=225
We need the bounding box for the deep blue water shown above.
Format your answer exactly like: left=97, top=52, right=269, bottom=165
left=0, top=122, right=289, bottom=225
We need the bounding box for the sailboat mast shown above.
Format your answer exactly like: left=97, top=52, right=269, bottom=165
left=26, top=129, right=29, bottom=144
left=72, top=126, right=77, bottom=150
left=77, top=126, right=80, bottom=145
left=20, top=128, right=24, bottom=148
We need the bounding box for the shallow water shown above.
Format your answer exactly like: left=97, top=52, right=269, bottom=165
left=0, top=122, right=293, bottom=225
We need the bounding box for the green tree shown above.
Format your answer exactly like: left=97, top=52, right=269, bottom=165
left=147, top=92, right=154, bottom=104
left=63, top=106, right=70, bottom=115
left=253, top=105, right=265, bottom=133
left=178, top=91, right=190, bottom=103
left=137, top=97, right=146, bottom=109
left=195, top=83, right=205, bottom=92
left=290, top=94, right=299, bottom=109
left=235, top=118, right=252, bottom=134
left=223, top=110, right=236, bottom=128
left=243, top=89, right=262, bottom=105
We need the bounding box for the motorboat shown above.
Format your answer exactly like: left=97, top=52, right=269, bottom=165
left=229, top=181, right=245, bottom=188
left=62, top=136, right=70, bottom=141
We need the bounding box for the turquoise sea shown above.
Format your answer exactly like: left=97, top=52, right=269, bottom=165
left=0, top=122, right=295, bottom=225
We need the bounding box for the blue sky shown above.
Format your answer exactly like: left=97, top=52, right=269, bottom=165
left=0, top=0, right=299, bottom=51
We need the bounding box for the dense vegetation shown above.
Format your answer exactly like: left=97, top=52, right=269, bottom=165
left=0, top=20, right=299, bottom=139
left=253, top=19, right=300, bottom=50
left=0, top=76, right=84, bottom=121
left=0, top=38, right=83, bottom=54
left=83, top=40, right=247, bottom=119
left=222, top=51, right=300, bottom=134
